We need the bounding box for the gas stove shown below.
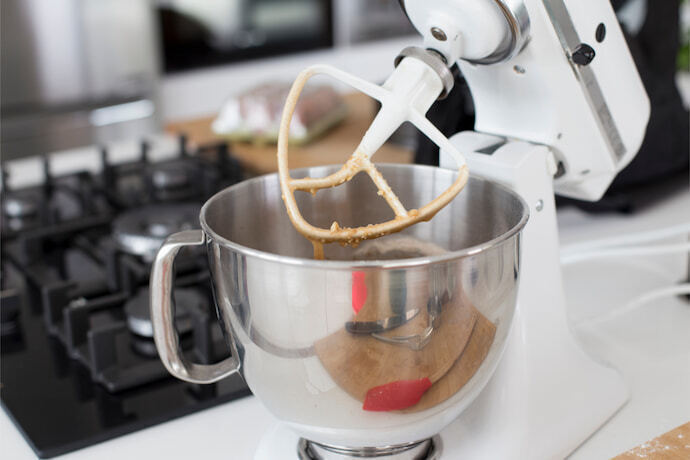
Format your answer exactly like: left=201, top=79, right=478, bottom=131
left=0, top=136, right=252, bottom=458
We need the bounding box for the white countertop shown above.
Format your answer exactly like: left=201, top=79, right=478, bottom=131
left=2, top=183, right=689, bottom=459
left=559, top=189, right=690, bottom=459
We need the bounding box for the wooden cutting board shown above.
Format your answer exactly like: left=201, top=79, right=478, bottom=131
left=165, top=93, right=413, bottom=175
left=612, top=422, right=690, bottom=459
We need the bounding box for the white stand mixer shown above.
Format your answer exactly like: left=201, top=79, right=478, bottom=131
left=257, top=0, right=650, bottom=458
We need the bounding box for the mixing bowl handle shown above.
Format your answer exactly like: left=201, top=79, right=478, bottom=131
left=150, top=229, right=240, bottom=384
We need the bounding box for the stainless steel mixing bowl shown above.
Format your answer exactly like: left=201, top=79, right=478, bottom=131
left=150, top=164, right=528, bottom=449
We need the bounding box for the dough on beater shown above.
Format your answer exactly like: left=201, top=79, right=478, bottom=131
left=276, top=66, right=469, bottom=255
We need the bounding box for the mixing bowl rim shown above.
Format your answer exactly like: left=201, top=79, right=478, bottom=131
left=199, top=163, right=529, bottom=269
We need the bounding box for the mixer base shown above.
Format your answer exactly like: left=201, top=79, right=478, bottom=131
left=254, top=423, right=441, bottom=460
left=298, top=436, right=442, bottom=460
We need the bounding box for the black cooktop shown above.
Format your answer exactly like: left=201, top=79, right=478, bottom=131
left=1, top=137, right=252, bottom=458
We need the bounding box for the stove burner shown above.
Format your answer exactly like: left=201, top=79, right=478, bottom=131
left=124, top=287, right=198, bottom=338
left=130, top=335, right=162, bottom=358
left=112, top=203, right=200, bottom=261
left=1, top=136, right=250, bottom=459
left=1, top=262, right=24, bottom=337
left=1, top=288, right=21, bottom=336
left=297, top=436, right=442, bottom=460
left=3, top=195, right=38, bottom=218
left=151, top=165, right=189, bottom=190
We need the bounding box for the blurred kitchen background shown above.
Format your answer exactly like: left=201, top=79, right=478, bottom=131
left=0, top=0, right=688, bottom=207
left=0, top=0, right=420, bottom=160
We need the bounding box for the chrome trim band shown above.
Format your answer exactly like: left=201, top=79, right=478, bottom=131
left=398, top=0, right=530, bottom=65
left=464, top=0, right=531, bottom=65
left=298, top=435, right=442, bottom=459
left=394, top=46, right=455, bottom=100
left=541, top=0, right=626, bottom=161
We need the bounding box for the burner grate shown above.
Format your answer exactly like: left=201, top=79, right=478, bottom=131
left=1, top=135, right=251, bottom=458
